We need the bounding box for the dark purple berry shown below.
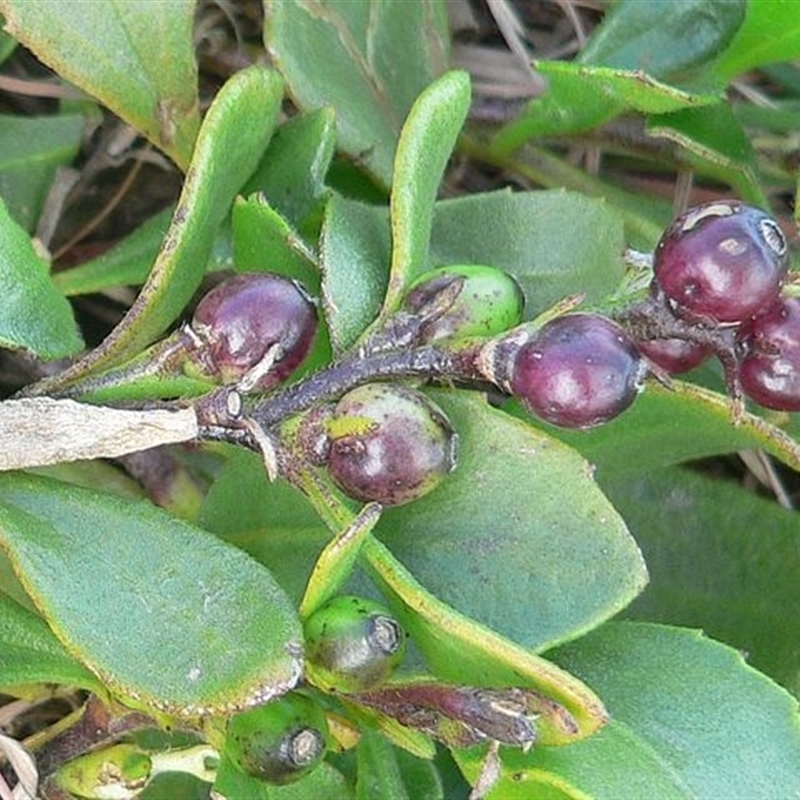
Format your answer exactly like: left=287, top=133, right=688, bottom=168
left=638, top=337, right=711, bottom=374
left=304, top=595, right=407, bottom=693
left=189, top=272, right=317, bottom=391
left=402, top=265, right=524, bottom=343
left=327, top=384, right=457, bottom=506
left=510, top=313, right=646, bottom=429
left=224, top=694, right=327, bottom=785
left=653, top=200, right=788, bottom=325
left=738, top=296, right=800, bottom=411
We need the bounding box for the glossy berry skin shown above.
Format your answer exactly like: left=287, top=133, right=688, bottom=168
left=738, top=297, right=800, bottom=411
left=189, top=272, right=317, bottom=390
left=510, top=313, right=645, bottom=429
left=638, top=337, right=711, bottom=374
left=402, top=265, right=524, bottom=343
left=224, top=694, right=327, bottom=785
left=327, top=384, right=457, bottom=506
left=653, top=200, right=788, bottom=325
left=304, top=595, right=407, bottom=693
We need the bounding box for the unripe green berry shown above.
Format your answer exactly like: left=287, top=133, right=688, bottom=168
left=224, top=694, right=328, bottom=785
left=403, top=265, right=524, bottom=343
left=327, top=384, right=458, bottom=506
left=304, top=596, right=407, bottom=693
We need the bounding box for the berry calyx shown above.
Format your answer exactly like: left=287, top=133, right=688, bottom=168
left=224, top=694, right=328, bottom=785
left=303, top=595, right=407, bottom=693
left=188, top=272, right=317, bottom=392
left=738, top=296, right=800, bottom=411
left=638, top=337, right=711, bottom=374
left=653, top=200, right=788, bottom=325
left=510, top=313, right=646, bottom=429
left=326, top=384, right=458, bottom=506
left=402, top=265, right=525, bottom=343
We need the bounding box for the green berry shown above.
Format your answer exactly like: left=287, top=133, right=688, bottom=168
left=403, top=265, right=524, bottom=343
left=304, top=596, right=407, bottom=693
left=224, top=694, right=327, bottom=785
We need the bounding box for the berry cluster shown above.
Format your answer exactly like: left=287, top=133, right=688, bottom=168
left=191, top=203, right=793, bottom=511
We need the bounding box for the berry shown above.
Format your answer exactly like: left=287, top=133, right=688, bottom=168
left=510, top=313, right=646, bottom=429
left=224, top=694, right=327, bottom=785
left=304, top=595, right=407, bottom=693
left=188, top=272, right=317, bottom=391
left=327, top=384, right=457, bottom=506
left=738, top=296, right=800, bottom=411
left=402, top=265, right=524, bottom=343
left=638, top=337, right=711, bottom=374
left=653, top=200, right=788, bottom=325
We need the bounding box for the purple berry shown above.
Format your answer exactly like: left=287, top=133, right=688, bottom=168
left=738, top=296, right=800, bottom=411
left=327, top=384, right=457, bottom=506
left=189, top=272, right=317, bottom=391
left=510, top=313, right=646, bottom=429
left=653, top=200, right=788, bottom=325
left=638, top=337, right=711, bottom=374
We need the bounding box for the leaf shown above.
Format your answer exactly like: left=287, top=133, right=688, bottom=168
left=491, top=60, right=722, bottom=156
left=321, top=189, right=629, bottom=354
left=544, top=623, right=800, bottom=797
left=378, top=391, right=648, bottom=652
left=0, top=112, right=84, bottom=232
left=0, top=196, right=83, bottom=358
left=647, top=103, right=767, bottom=205
left=214, top=751, right=353, bottom=800
left=266, top=0, right=450, bottom=188
left=0, top=472, right=302, bottom=716
left=579, top=0, right=746, bottom=82
left=320, top=195, right=390, bottom=354
left=429, top=190, right=627, bottom=319
left=0, top=17, right=16, bottom=63
left=710, top=0, right=800, bottom=83
left=539, top=380, right=800, bottom=479
left=603, top=466, right=800, bottom=698
left=354, top=729, right=442, bottom=800
left=380, top=70, right=471, bottom=321
left=0, top=592, right=103, bottom=693
left=243, top=107, right=337, bottom=234
left=30, top=66, right=283, bottom=395
left=0, top=0, right=200, bottom=169
left=54, top=208, right=234, bottom=297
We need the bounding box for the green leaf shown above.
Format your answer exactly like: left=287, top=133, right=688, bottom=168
left=380, top=70, right=471, bottom=321
left=214, top=751, right=353, bottom=800
left=430, top=190, right=627, bottom=319
left=603, top=466, right=800, bottom=698
left=0, top=196, right=83, bottom=358
left=540, top=380, right=800, bottom=479
left=243, top=107, right=337, bottom=234
left=231, top=195, right=320, bottom=291
left=354, top=729, right=442, bottom=800
left=491, top=60, right=721, bottom=156
left=710, top=0, right=800, bottom=83
left=0, top=592, right=103, bottom=693
left=0, top=0, right=200, bottom=169
left=0, top=16, right=16, bottom=64
left=545, top=623, right=800, bottom=797
left=320, top=194, right=390, bottom=354
left=321, top=189, right=629, bottom=354
left=379, top=391, right=648, bottom=652
left=54, top=208, right=234, bottom=297
left=579, top=0, right=745, bottom=81
left=0, top=113, right=84, bottom=232
left=266, top=0, right=450, bottom=188
left=647, top=103, right=767, bottom=205
left=0, top=472, right=302, bottom=716
left=31, top=66, right=283, bottom=394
